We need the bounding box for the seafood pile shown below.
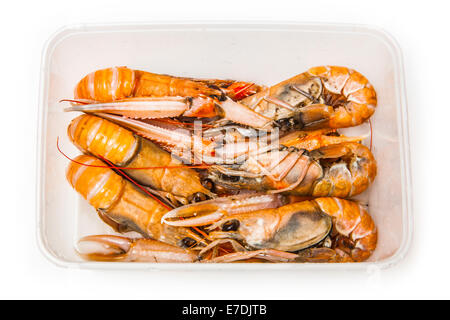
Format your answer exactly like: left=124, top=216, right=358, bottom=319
left=63, top=66, right=378, bottom=263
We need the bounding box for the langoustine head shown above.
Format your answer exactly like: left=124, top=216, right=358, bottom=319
left=67, top=114, right=214, bottom=206
left=162, top=194, right=333, bottom=253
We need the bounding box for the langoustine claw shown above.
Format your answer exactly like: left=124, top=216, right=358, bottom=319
left=77, top=235, right=198, bottom=262
left=207, top=140, right=377, bottom=198
left=77, top=235, right=298, bottom=263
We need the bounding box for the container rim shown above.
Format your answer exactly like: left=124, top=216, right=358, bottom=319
left=36, top=21, right=413, bottom=271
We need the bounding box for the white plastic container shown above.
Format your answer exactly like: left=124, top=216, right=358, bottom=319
left=37, top=22, right=412, bottom=270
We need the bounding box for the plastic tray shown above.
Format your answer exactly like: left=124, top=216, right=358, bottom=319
left=37, top=22, right=412, bottom=270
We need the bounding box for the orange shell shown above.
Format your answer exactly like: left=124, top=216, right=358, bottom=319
left=68, top=114, right=138, bottom=166
left=66, top=155, right=124, bottom=210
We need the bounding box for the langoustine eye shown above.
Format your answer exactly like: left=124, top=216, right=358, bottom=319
left=189, top=192, right=211, bottom=203
left=180, top=237, right=197, bottom=248
left=221, top=219, right=240, bottom=231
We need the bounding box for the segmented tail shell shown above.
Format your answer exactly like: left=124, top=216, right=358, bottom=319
left=68, top=114, right=139, bottom=166
left=66, top=155, right=124, bottom=210
left=75, top=67, right=135, bottom=102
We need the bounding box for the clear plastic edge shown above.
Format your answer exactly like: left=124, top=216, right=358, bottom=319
left=36, top=21, right=413, bottom=271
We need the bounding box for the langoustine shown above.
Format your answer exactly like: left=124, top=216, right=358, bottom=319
left=66, top=66, right=376, bottom=132
left=67, top=66, right=271, bottom=127
left=162, top=195, right=377, bottom=262
left=67, top=155, right=299, bottom=263
left=67, top=114, right=214, bottom=205
left=66, top=154, right=206, bottom=249
left=78, top=114, right=376, bottom=197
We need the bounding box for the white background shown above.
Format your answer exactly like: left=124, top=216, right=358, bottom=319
left=1, top=0, right=449, bottom=299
